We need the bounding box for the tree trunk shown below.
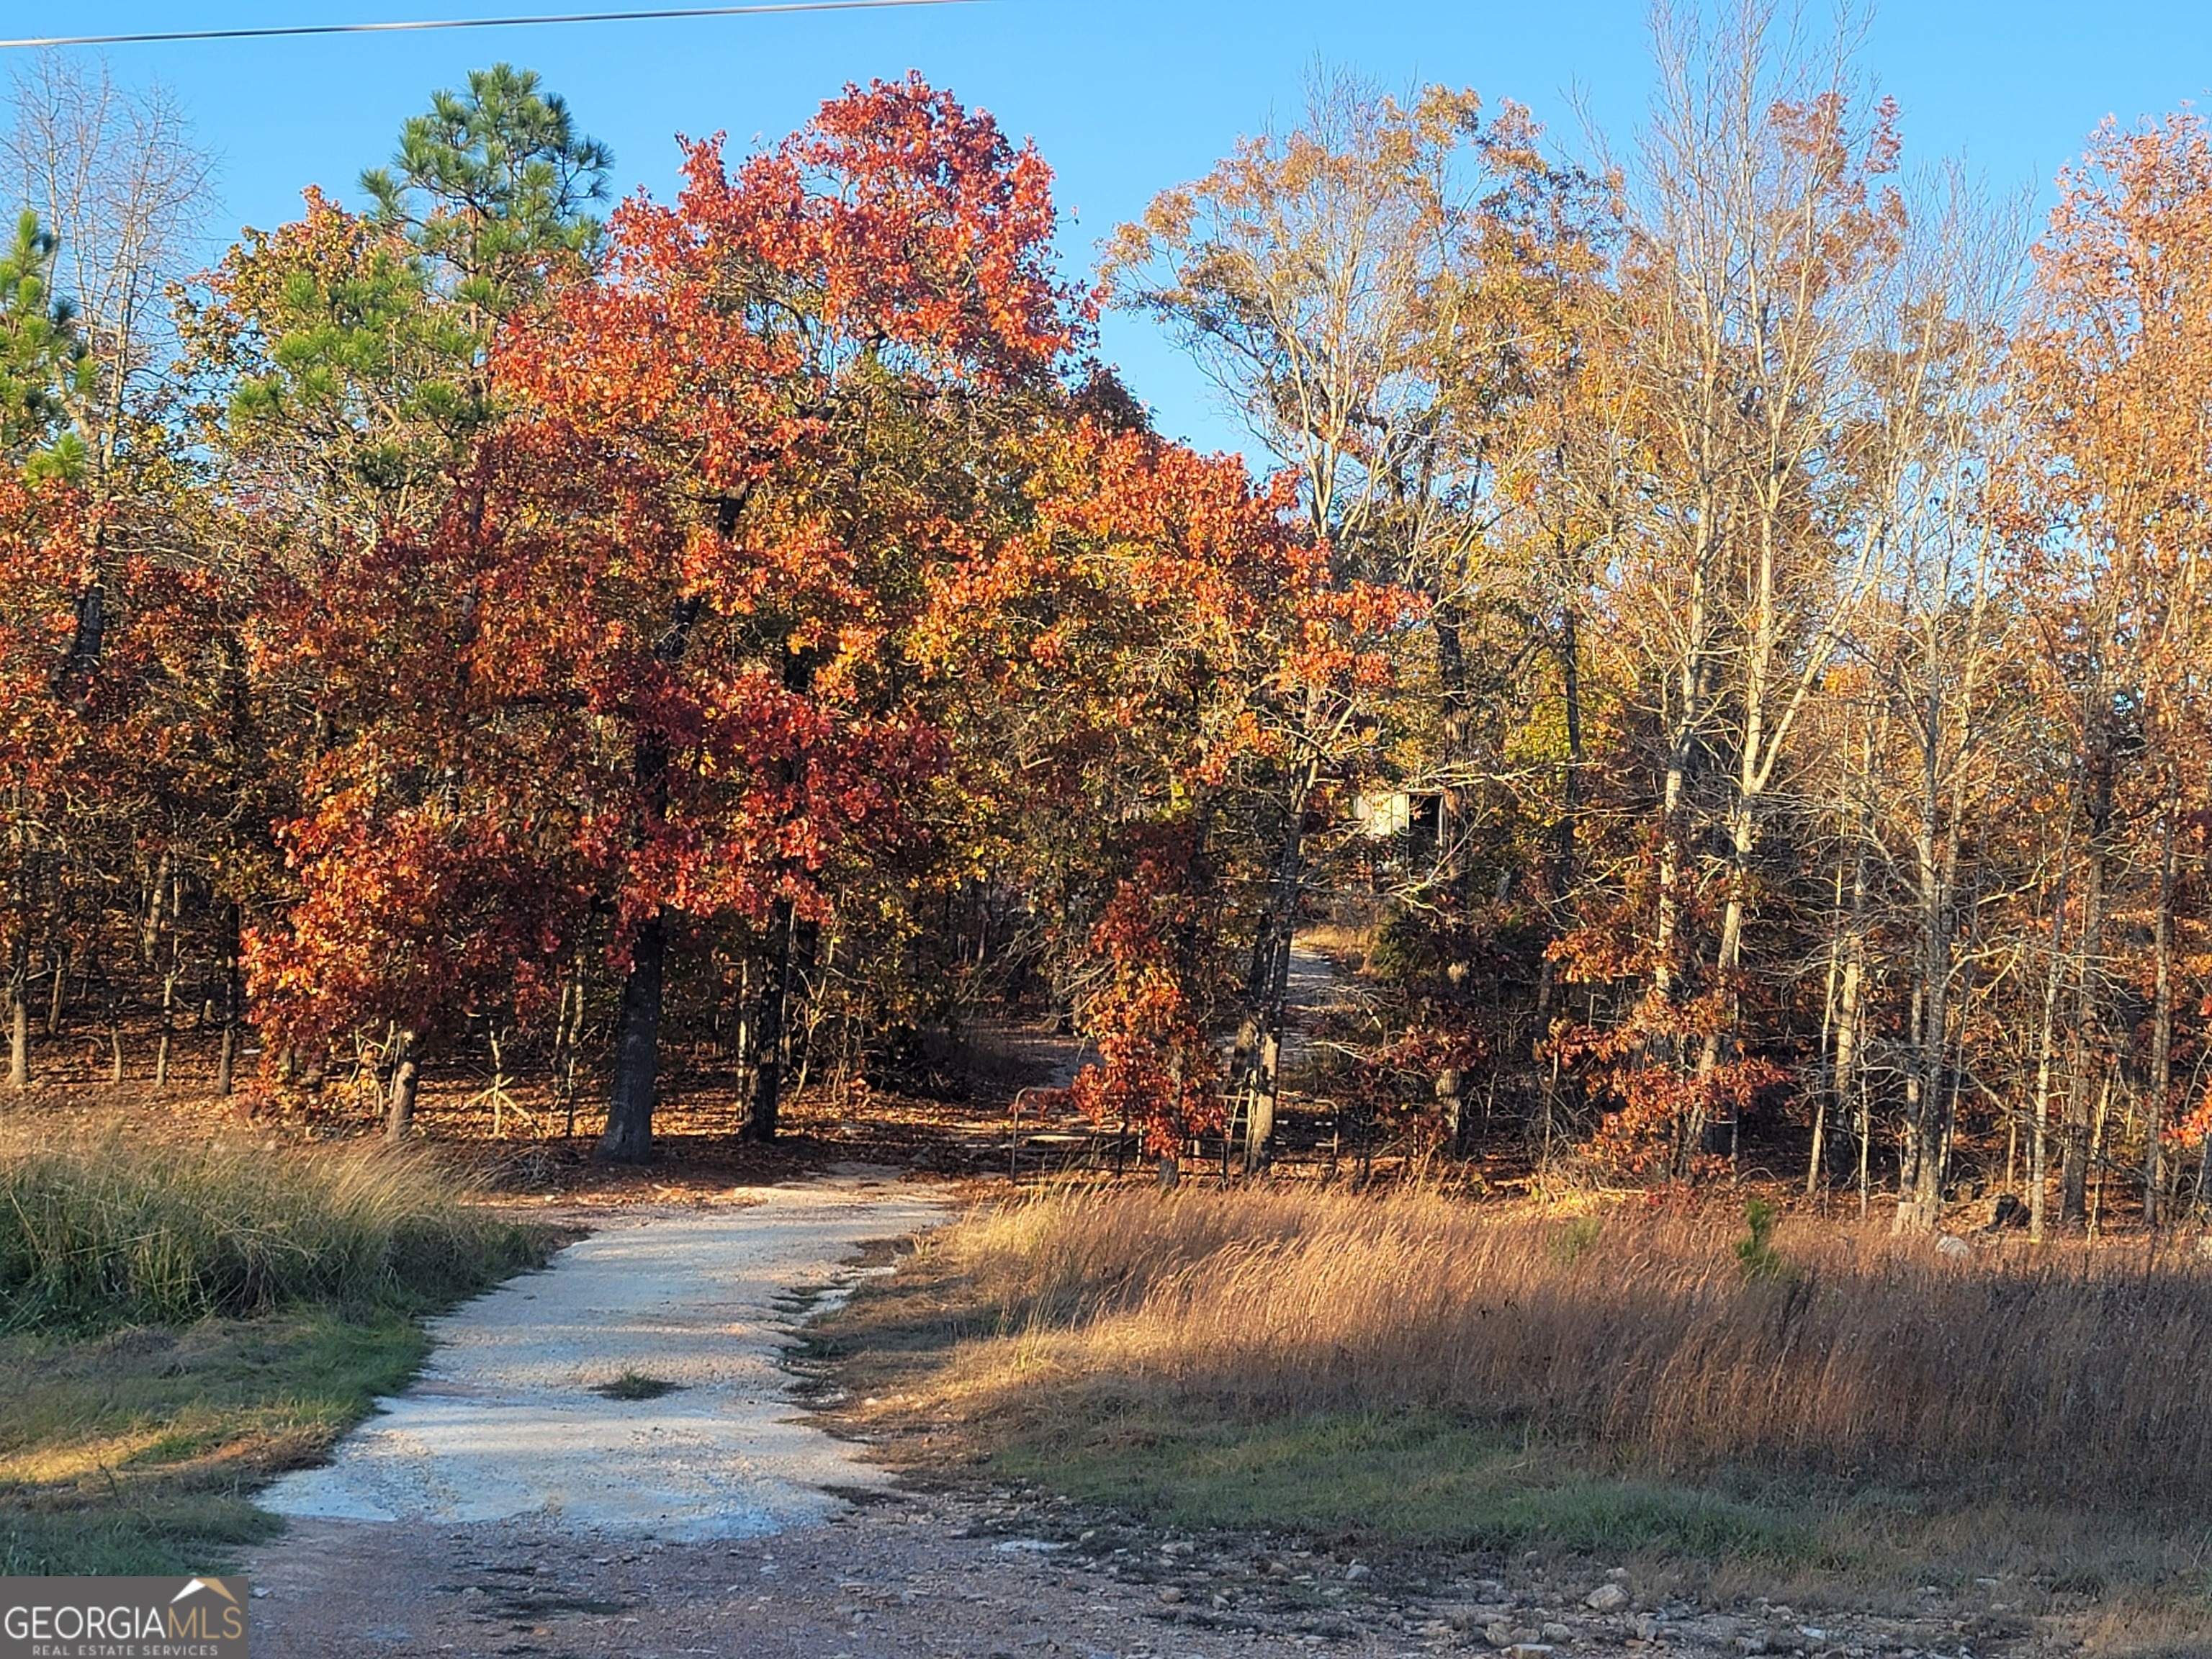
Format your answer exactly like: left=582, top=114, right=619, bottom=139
left=1537, top=604, right=1586, bottom=1160
left=554, top=955, right=587, bottom=1138
left=6, top=978, right=25, bottom=1090
left=1237, top=772, right=1313, bottom=1170
left=1245, top=1028, right=1280, bottom=1168
left=44, top=944, right=65, bottom=1037
left=1653, top=502, right=1716, bottom=1066
left=2061, top=750, right=2112, bottom=1226
left=1811, top=760, right=1866, bottom=1199
left=215, top=903, right=241, bottom=1098
left=1899, top=725, right=1957, bottom=1233
left=141, top=851, right=170, bottom=964
left=745, top=902, right=796, bottom=1145
left=601, top=912, right=666, bottom=1162
left=598, top=592, right=706, bottom=1161
left=1432, top=609, right=1474, bottom=891
left=385, top=1028, right=421, bottom=1142
left=154, top=962, right=176, bottom=1089
left=2146, top=773, right=2178, bottom=1226
left=1692, top=799, right=1757, bottom=1149
left=2029, top=852, right=2072, bottom=1244
left=6, top=790, right=27, bottom=1092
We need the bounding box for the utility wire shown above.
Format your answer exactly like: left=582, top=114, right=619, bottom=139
left=0, top=0, right=976, bottom=50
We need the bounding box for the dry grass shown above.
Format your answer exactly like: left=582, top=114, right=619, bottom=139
left=806, top=1184, right=2212, bottom=1650
left=0, top=1112, right=550, bottom=1330
left=1294, top=921, right=1377, bottom=962
left=897, top=1185, right=2212, bottom=1513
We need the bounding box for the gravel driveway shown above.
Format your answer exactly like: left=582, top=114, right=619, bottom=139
left=261, top=1170, right=942, bottom=1541
left=244, top=1172, right=2059, bottom=1659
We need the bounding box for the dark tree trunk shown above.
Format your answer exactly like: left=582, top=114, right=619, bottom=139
left=743, top=624, right=824, bottom=1148
left=745, top=902, right=796, bottom=1144
left=601, top=914, right=666, bottom=1162
left=216, top=903, right=242, bottom=1098
left=598, top=588, right=706, bottom=1161
left=1236, top=772, right=1313, bottom=1169
left=6, top=981, right=24, bottom=1091
left=386, top=1028, right=421, bottom=1142
left=55, top=579, right=104, bottom=705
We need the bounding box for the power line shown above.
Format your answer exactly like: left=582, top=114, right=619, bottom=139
left=0, top=0, right=978, bottom=50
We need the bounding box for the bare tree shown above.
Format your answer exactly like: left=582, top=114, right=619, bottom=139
left=1619, top=0, right=1902, bottom=1162
left=1853, top=172, right=2027, bottom=1229
left=3, top=52, right=212, bottom=483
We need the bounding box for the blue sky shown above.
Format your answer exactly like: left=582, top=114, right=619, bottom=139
left=25, top=1, right=2212, bottom=453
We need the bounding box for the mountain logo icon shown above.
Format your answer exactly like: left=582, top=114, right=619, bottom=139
left=170, top=1578, right=241, bottom=1606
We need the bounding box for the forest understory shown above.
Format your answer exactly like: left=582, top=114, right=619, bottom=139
left=6, top=922, right=2185, bottom=1246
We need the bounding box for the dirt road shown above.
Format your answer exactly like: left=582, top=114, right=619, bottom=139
left=246, top=1171, right=2049, bottom=1659
left=260, top=1172, right=940, bottom=1541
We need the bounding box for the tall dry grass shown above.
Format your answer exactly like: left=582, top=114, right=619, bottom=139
left=942, top=1187, right=2212, bottom=1510
left=0, top=1117, right=549, bottom=1330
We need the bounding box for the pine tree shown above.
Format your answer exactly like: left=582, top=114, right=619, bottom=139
left=0, top=210, right=90, bottom=480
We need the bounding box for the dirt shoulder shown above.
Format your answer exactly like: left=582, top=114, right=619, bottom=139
left=248, top=1483, right=2085, bottom=1659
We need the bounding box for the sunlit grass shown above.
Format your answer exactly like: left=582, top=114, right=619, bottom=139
left=0, top=1113, right=558, bottom=1574
left=0, top=1115, right=548, bottom=1330
left=812, top=1182, right=2212, bottom=1640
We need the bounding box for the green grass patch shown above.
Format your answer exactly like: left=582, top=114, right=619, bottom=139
left=984, top=1406, right=1817, bottom=1559
left=0, top=1309, right=436, bottom=1575
left=0, top=1116, right=560, bottom=1575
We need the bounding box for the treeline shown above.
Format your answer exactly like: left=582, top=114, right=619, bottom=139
left=0, top=58, right=1401, bottom=1166
left=6, top=11, right=2212, bottom=1233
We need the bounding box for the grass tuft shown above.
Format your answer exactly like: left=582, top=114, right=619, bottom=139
left=590, top=1372, right=683, bottom=1401
left=0, top=1118, right=547, bottom=1331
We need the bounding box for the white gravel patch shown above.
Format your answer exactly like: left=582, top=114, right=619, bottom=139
left=260, top=1172, right=944, bottom=1539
